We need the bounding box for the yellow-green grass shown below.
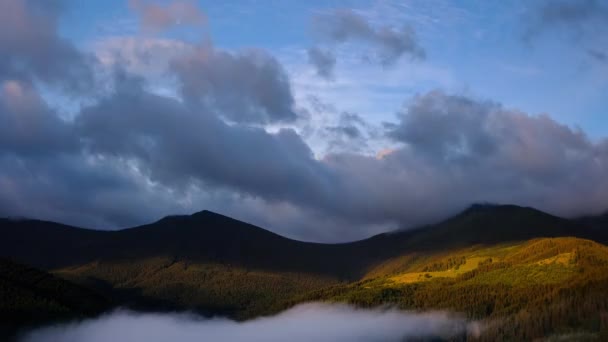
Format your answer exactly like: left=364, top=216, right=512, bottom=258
left=537, top=252, right=573, bottom=265
left=389, top=256, right=486, bottom=284
left=377, top=238, right=601, bottom=286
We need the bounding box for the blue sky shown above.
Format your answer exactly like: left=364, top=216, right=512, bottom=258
left=58, top=0, right=608, bottom=140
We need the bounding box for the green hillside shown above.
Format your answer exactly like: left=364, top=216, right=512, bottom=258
left=290, top=237, right=608, bottom=341
left=1, top=204, right=607, bottom=340
left=55, top=257, right=341, bottom=319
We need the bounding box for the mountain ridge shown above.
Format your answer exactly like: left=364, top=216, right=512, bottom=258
left=0, top=204, right=605, bottom=277
left=1, top=204, right=608, bottom=340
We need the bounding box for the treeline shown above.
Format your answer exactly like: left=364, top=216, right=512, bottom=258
left=0, top=259, right=111, bottom=339
left=56, top=258, right=341, bottom=319
left=281, top=238, right=608, bottom=340
left=422, top=256, right=467, bottom=272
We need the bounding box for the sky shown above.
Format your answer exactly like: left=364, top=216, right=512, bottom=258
left=1, top=0, right=607, bottom=242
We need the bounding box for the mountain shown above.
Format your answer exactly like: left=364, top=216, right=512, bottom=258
left=0, top=211, right=371, bottom=278
left=2, top=205, right=602, bottom=274
left=292, top=236, right=608, bottom=341
left=576, top=211, right=608, bottom=233
left=1, top=204, right=607, bottom=340
left=0, top=258, right=111, bottom=339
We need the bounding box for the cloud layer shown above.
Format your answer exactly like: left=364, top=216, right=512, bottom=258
left=19, top=304, right=471, bottom=342
left=0, top=0, right=607, bottom=241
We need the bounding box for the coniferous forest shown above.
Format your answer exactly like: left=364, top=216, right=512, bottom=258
left=1, top=205, right=608, bottom=341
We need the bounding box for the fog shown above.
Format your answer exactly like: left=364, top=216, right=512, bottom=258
left=20, top=303, right=475, bottom=342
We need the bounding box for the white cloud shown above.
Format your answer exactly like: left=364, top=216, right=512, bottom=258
left=19, top=304, right=473, bottom=342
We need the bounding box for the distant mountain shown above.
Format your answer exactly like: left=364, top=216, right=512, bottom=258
left=1, top=205, right=603, bottom=275
left=576, top=211, right=608, bottom=232
left=398, top=203, right=603, bottom=247
left=1, top=204, right=607, bottom=340
left=0, top=210, right=371, bottom=278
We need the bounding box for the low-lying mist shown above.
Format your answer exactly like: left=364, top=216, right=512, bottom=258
left=19, top=303, right=476, bottom=342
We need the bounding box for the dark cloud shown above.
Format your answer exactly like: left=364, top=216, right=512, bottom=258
left=0, top=0, right=94, bottom=92
left=388, top=92, right=499, bottom=159
left=1, top=0, right=608, bottom=242
left=0, top=152, right=172, bottom=229
left=312, top=9, right=425, bottom=67
left=381, top=91, right=608, bottom=221
left=525, top=0, right=608, bottom=62
left=0, top=79, right=76, bottom=156
left=307, top=47, right=336, bottom=80
left=171, top=46, right=299, bottom=124
left=20, top=304, right=471, bottom=342
left=75, top=78, right=331, bottom=206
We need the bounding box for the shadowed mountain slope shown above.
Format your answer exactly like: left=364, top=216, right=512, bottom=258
left=0, top=205, right=605, bottom=279
left=0, top=259, right=111, bottom=339
left=1, top=204, right=607, bottom=340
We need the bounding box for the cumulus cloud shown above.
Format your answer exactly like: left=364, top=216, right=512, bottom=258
left=1, top=0, right=608, bottom=242
left=75, top=78, right=328, bottom=204
left=171, top=45, right=299, bottom=124
left=382, top=91, right=608, bottom=220
left=0, top=0, right=94, bottom=92
left=19, top=304, right=471, bottom=342
left=0, top=79, right=76, bottom=156
left=129, top=0, right=206, bottom=32
left=308, top=8, right=425, bottom=76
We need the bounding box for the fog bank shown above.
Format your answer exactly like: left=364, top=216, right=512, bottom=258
left=20, top=303, right=473, bottom=342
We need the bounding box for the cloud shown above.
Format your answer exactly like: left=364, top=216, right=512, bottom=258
left=129, top=0, right=206, bottom=32
left=0, top=0, right=94, bottom=92
left=171, top=45, right=299, bottom=124
left=1, top=0, right=608, bottom=242
left=310, top=8, right=425, bottom=73
left=535, top=0, right=608, bottom=27
left=0, top=79, right=76, bottom=156
left=525, top=0, right=608, bottom=62
left=381, top=91, right=608, bottom=220
left=307, top=47, right=336, bottom=80
left=324, top=112, right=374, bottom=153
left=19, top=304, right=472, bottom=342
left=75, top=76, right=329, bottom=204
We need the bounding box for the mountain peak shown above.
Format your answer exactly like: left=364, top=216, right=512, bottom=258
left=461, top=203, right=531, bottom=215
left=191, top=209, right=222, bottom=217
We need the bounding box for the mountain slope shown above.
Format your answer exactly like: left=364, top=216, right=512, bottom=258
left=290, top=237, right=608, bottom=341
left=1, top=205, right=603, bottom=277
left=0, top=204, right=606, bottom=326
left=0, top=259, right=111, bottom=339
left=0, top=211, right=366, bottom=278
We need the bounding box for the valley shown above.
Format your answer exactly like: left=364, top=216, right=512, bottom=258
left=1, top=204, right=608, bottom=340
